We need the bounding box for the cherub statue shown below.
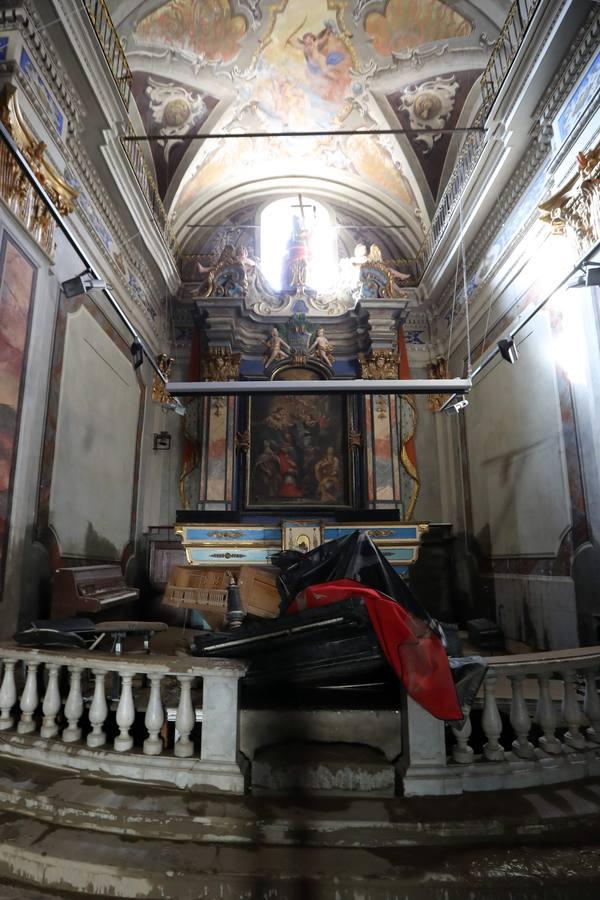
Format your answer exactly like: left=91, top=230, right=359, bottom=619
left=308, top=326, right=335, bottom=367
left=263, top=326, right=292, bottom=369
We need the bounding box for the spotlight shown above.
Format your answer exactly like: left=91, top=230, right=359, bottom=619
left=443, top=395, right=469, bottom=416
left=498, top=338, right=518, bottom=365
left=130, top=340, right=144, bottom=370
left=61, top=271, right=107, bottom=298
left=164, top=398, right=186, bottom=417
left=568, top=264, right=600, bottom=289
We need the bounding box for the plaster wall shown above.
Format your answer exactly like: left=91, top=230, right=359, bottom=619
left=464, top=311, right=571, bottom=558
left=49, top=305, right=140, bottom=560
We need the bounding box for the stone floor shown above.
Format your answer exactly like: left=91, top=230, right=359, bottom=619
left=0, top=757, right=599, bottom=898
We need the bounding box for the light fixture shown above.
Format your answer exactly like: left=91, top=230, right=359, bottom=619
left=497, top=338, right=518, bottom=365
left=163, top=398, right=186, bottom=417
left=443, top=395, right=469, bottom=416
left=153, top=431, right=171, bottom=451
left=61, top=270, right=107, bottom=298
left=130, top=339, right=144, bottom=370
left=568, top=263, right=600, bottom=289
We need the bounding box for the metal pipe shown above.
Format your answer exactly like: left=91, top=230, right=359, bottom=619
left=0, top=119, right=170, bottom=389
left=167, top=378, right=473, bottom=397
left=123, top=126, right=487, bottom=142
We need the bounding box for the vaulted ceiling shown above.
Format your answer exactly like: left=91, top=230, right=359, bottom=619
left=110, top=1, right=511, bottom=264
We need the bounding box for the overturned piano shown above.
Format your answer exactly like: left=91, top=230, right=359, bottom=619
left=193, top=532, right=485, bottom=721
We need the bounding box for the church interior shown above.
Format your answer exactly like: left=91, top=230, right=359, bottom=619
left=0, top=0, right=600, bottom=896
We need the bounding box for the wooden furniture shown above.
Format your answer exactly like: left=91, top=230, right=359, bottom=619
left=174, top=518, right=428, bottom=577
left=51, top=565, right=139, bottom=618
left=164, top=565, right=281, bottom=629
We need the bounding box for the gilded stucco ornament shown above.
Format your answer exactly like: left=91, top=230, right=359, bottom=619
left=0, top=85, right=78, bottom=258
left=358, top=349, right=399, bottom=379
left=201, top=347, right=242, bottom=382
left=539, top=142, right=600, bottom=255
left=151, top=353, right=175, bottom=405
left=426, top=355, right=449, bottom=412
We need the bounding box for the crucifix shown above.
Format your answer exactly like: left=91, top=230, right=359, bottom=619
left=291, top=193, right=315, bottom=227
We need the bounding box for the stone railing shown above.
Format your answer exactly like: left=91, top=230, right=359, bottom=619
left=0, top=644, right=248, bottom=793
left=401, top=646, right=600, bottom=796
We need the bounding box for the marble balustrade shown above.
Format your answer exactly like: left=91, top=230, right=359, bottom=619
left=0, top=644, right=248, bottom=793
left=402, top=645, right=600, bottom=796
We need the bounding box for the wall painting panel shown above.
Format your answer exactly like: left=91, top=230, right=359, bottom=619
left=0, top=234, right=37, bottom=591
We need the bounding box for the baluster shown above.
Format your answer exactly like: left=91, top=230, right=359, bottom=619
left=482, top=672, right=505, bottom=761
left=536, top=673, right=562, bottom=755
left=63, top=665, right=84, bottom=743
left=0, top=660, right=17, bottom=730
left=18, top=662, right=39, bottom=734
left=143, top=673, right=164, bottom=756
left=40, top=663, right=61, bottom=739
left=87, top=669, right=108, bottom=748
left=451, top=707, right=474, bottom=764
left=583, top=668, right=600, bottom=744
left=509, top=674, right=535, bottom=759
left=114, top=672, right=136, bottom=752
left=174, top=674, right=195, bottom=758
left=561, top=670, right=586, bottom=750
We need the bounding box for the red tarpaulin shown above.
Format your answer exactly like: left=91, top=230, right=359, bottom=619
left=289, top=578, right=462, bottom=721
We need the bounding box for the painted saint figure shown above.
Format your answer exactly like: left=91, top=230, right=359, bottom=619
left=314, top=446, right=341, bottom=503
left=288, top=20, right=352, bottom=105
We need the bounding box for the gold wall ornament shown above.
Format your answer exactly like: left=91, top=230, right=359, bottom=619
left=0, top=85, right=78, bottom=258
left=201, top=346, right=241, bottom=382
left=151, top=353, right=175, bottom=405
left=539, top=142, right=600, bottom=255
left=426, top=356, right=449, bottom=412
left=348, top=430, right=362, bottom=449
left=358, top=349, right=399, bottom=380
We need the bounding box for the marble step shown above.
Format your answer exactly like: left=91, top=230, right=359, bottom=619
left=0, top=812, right=600, bottom=899
left=251, top=741, right=396, bottom=795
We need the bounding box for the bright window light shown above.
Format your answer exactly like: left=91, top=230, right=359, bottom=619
left=260, top=197, right=338, bottom=292
left=550, top=290, right=588, bottom=385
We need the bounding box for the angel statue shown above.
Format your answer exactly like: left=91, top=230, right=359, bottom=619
left=308, top=327, right=335, bottom=367
left=263, top=326, right=292, bottom=369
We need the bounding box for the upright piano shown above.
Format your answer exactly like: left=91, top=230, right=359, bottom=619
left=51, top=565, right=139, bottom=619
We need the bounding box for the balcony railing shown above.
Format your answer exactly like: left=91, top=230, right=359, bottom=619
left=417, top=0, right=543, bottom=275
left=82, top=0, right=180, bottom=260
left=82, top=0, right=132, bottom=109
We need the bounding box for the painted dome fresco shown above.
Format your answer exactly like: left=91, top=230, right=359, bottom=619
left=108, top=1, right=511, bottom=262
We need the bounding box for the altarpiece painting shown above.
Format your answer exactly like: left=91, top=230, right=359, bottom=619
left=246, top=394, right=350, bottom=509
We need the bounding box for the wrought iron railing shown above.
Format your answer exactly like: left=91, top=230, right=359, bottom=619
left=417, top=0, right=543, bottom=275
left=82, top=0, right=180, bottom=259
left=82, top=0, right=132, bottom=109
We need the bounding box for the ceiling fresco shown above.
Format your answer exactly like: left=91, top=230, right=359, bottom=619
left=112, top=1, right=508, bottom=261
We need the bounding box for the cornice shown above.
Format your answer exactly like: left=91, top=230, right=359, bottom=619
left=0, top=3, right=85, bottom=126
left=433, top=3, right=600, bottom=320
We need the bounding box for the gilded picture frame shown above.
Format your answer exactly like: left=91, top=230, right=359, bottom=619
left=245, top=393, right=351, bottom=510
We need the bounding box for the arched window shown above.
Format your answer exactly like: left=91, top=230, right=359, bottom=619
left=260, top=196, right=338, bottom=293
